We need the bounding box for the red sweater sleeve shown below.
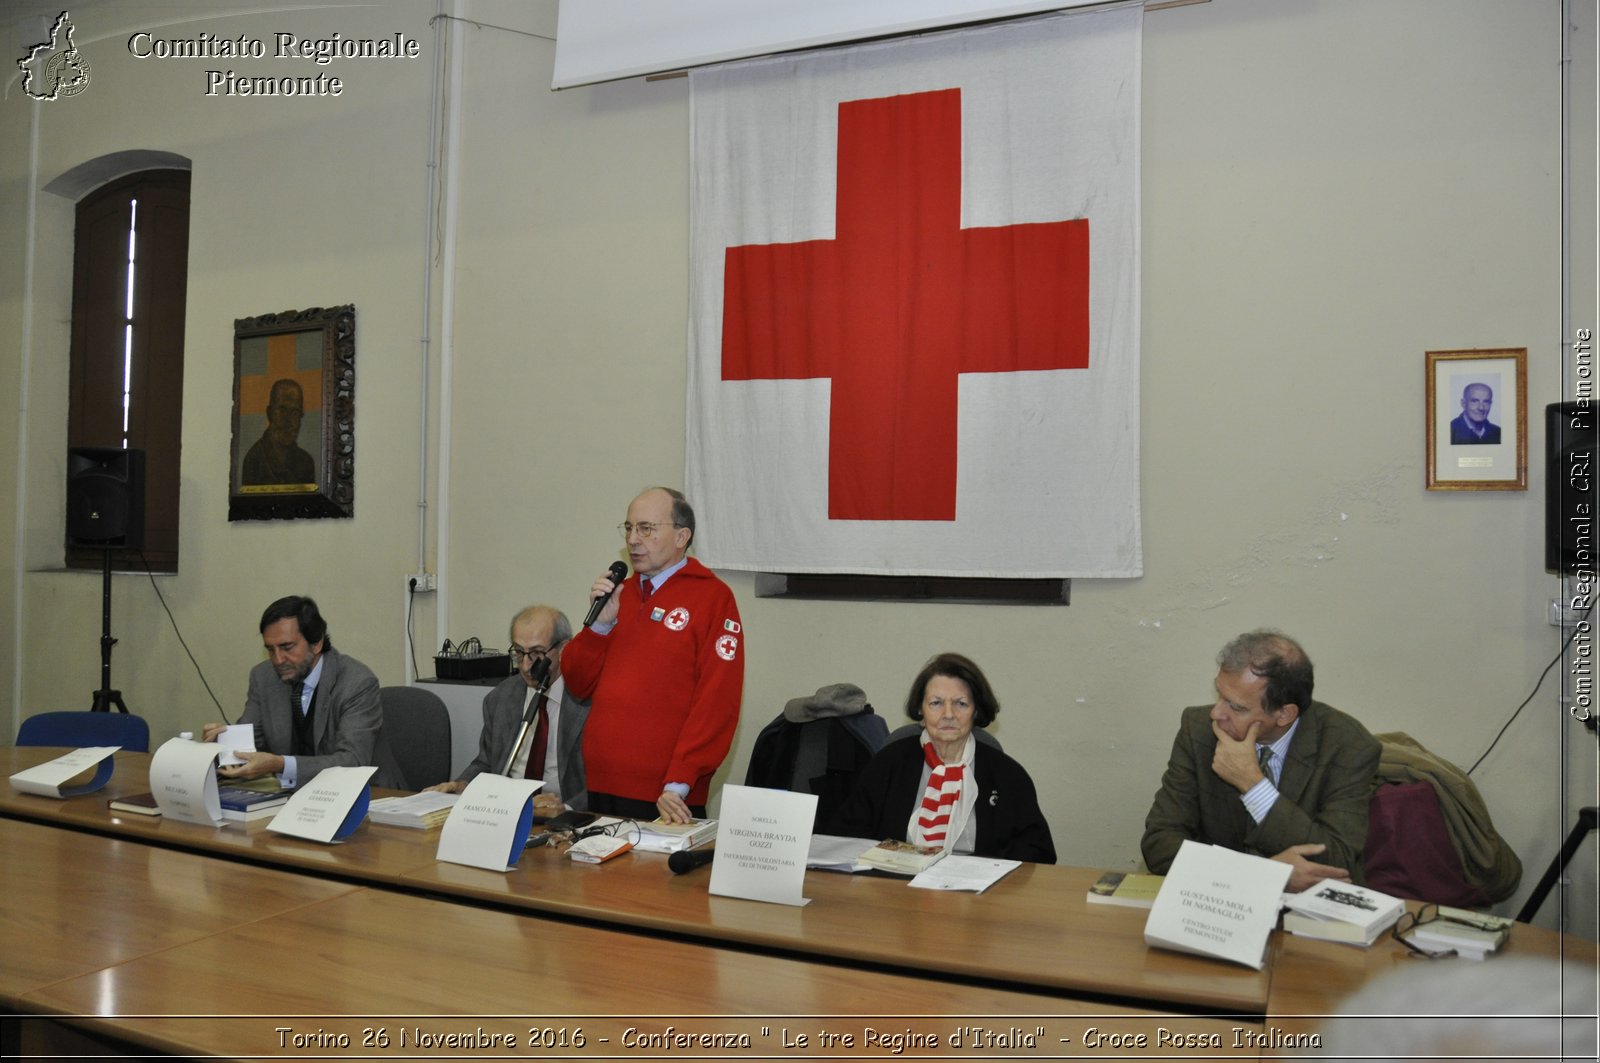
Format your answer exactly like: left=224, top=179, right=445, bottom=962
left=663, top=580, right=744, bottom=790
left=560, top=622, right=612, bottom=701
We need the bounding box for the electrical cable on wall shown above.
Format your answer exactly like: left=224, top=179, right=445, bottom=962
left=140, top=551, right=226, bottom=723
left=406, top=577, right=421, bottom=680
left=1467, top=602, right=1595, bottom=775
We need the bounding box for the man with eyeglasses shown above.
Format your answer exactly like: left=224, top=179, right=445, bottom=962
left=1140, top=630, right=1380, bottom=892
left=563, top=487, right=744, bottom=824
left=425, top=605, right=589, bottom=816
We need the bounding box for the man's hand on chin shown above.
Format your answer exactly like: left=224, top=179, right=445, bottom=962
left=1272, top=842, right=1351, bottom=893
left=217, top=750, right=285, bottom=781
left=1210, top=720, right=1266, bottom=793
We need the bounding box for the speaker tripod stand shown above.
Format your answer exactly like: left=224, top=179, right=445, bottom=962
left=89, top=548, right=129, bottom=714
left=1517, top=805, right=1597, bottom=923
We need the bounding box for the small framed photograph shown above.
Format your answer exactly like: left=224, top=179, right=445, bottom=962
left=228, top=305, right=356, bottom=521
left=1425, top=348, right=1527, bottom=491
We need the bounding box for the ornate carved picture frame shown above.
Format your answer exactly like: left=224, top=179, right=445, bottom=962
left=228, top=305, right=355, bottom=521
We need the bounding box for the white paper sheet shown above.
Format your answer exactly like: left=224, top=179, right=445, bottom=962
left=908, top=854, right=1020, bottom=893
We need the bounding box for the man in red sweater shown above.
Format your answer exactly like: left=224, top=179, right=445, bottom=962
left=562, top=487, right=745, bottom=823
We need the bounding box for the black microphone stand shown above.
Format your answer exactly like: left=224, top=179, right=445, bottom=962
left=89, top=548, right=129, bottom=713
left=500, top=656, right=553, bottom=777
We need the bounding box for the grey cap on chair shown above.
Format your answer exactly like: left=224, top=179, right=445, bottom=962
left=783, top=683, right=871, bottom=723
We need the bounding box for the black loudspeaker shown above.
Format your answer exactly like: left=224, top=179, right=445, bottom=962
left=1546, top=403, right=1596, bottom=575
left=66, top=446, right=145, bottom=551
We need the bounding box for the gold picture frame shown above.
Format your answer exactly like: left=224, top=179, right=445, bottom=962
left=1425, top=348, right=1527, bottom=491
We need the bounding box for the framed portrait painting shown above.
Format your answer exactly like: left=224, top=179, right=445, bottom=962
left=228, top=305, right=355, bottom=521
left=1425, top=348, right=1527, bottom=491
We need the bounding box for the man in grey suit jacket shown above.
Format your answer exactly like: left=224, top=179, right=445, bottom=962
left=204, top=595, right=402, bottom=789
left=427, top=605, right=588, bottom=815
left=1141, top=630, right=1380, bottom=892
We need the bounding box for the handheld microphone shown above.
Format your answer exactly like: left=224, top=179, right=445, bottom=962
left=668, top=846, right=716, bottom=874
left=583, top=561, right=630, bottom=627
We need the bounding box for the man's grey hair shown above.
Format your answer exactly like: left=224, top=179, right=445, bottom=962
left=1217, top=629, right=1313, bottom=713
left=651, top=486, right=696, bottom=547
left=508, top=604, right=572, bottom=646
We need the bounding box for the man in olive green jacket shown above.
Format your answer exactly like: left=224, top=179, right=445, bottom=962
left=1141, top=631, right=1380, bottom=892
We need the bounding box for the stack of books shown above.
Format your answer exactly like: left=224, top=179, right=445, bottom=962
left=633, top=818, right=718, bottom=853
left=368, top=791, right=458, bottom=830
left=1406, top=906, right=1513, bottom=960
left=218, top=785, right=291, bottom=823
left=1086, top=870, right=1165, bottom=908
left=1280, top=881, right=1405, bottom=947
left=221, top=776, right=283, bottom=793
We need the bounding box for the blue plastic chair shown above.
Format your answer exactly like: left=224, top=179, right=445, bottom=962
left=17, top=710, right=151, bottom=753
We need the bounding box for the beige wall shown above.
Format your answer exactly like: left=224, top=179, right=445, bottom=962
left=1, top=0, right=1594, bottom=935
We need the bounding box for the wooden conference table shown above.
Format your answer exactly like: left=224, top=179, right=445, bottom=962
left=3, top=746, right=1593, bottom=1060
left=0, top=747, right=1267, bottom=1012
left=12, top=817, right=1235, bottom=1060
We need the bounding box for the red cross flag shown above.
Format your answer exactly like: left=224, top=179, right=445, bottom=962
left=686, top=6, right=1141, bottom=578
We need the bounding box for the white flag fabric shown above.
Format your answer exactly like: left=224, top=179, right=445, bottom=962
left=687, top=5, right=1141, bottom=577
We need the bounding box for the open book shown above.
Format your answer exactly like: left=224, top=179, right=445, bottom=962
left=857, top=839, right=945, bottom=875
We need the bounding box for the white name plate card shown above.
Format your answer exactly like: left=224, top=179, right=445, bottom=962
left=9, top=746, right=120, bottom=798
left=266, top=765, right=377, bottom=843
left=146, top=738, right=224, bottom=824
left=1143, top=840, right=1291, bottom=970
left=435, top=774, right=541, bottom=872
left=709, top=783, right=817, bottom=907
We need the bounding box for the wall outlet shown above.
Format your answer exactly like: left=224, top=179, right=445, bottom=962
left=1549, top=597, right=1587, bottom=627
left=406, top=572, right=438, bottom=593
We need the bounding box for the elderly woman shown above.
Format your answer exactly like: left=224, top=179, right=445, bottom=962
left=833, top=653, right=1056, bottom=863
